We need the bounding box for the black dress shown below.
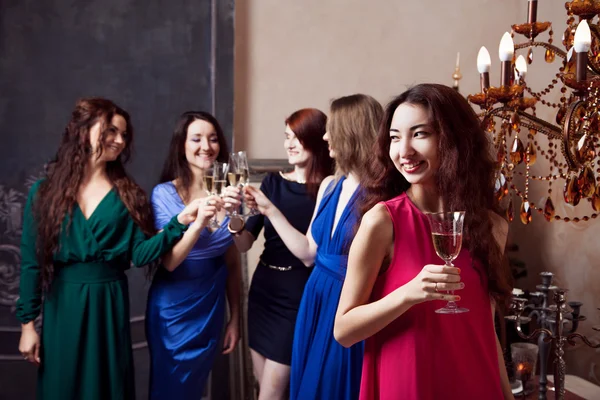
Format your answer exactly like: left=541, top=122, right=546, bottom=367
left=246, top=172, right=315, bottom=365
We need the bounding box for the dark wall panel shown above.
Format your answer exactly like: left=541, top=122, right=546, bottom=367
left=0, top=0, right=234, bottom=398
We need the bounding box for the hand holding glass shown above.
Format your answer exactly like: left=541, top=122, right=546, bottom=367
left=425, top=211, right=468, bottom=314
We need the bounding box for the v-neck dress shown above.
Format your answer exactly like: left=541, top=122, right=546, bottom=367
left=16, top=180, right=188, bottom=400
left=290, top=177, right=364, bottom=400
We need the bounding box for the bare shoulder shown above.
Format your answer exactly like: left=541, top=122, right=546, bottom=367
left=319, top=175, right=335, bottom=192
left=315, top=175, right=335, bottom=201
left=488, top=210, right=509, bottom=250
left=358, top=203, right=393, bottom=240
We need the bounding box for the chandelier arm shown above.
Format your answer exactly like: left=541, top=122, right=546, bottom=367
left=485, top=107, right=563, bottom=139
left=515, top=42, right=566, bottom=58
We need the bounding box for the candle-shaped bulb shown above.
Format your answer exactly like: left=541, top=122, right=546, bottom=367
left=499, top=32, right=515, bottom=61
left=477, top=46, right=491, bottom=73
left=574, top=19, right=592, bottom=53
left=515, top=55, right=528, bottom=81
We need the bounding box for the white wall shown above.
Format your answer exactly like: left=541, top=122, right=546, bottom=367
left=235, top=0, right=600, bottom=384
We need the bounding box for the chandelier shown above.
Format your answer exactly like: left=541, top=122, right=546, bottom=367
left=466, top=0, right=600, bottom=225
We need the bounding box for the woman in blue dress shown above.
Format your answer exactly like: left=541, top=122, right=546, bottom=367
left=145, top=111, right=241, bottom=399
left=245, top=95, right=383, bottom=400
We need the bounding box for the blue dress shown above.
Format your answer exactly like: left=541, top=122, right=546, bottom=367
left=290, top=177, right=364, bottom=400
left=146, top=182, right=233, bottom=399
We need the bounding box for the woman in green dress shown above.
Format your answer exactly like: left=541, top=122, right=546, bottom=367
left=16, top=98, right=207, bottom=400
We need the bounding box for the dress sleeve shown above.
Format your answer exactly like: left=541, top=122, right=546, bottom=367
left=130, top=215, right=188, bottom=267
left=244, top=173, right=273, bottom=238
left=151, top=184, right=174, bottom=231
left=15, top=181, right=43, bottom=324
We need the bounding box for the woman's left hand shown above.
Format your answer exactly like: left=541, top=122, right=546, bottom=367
left=221, top=318, right=240, bottom=354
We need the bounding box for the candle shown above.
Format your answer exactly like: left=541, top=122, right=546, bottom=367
left=477, top=46, right=491, bottom=92
left=499, top=32, right=515, bottom=87
left=574, top=19, right=592, bottom=84
left=527, top=0, right=538, bottom=25
left=515, top=55, right=528, bottom=82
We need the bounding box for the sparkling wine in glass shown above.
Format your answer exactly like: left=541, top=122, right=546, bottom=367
left=425, top=211, right=468, bottom=314
left=227, top=153, right=243, bottom=216
left=237, top=151, right=258, bottom=216
left=209, top=161, right=229, bottom=228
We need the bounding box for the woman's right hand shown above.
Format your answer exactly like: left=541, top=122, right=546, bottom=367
left=19, top=324, right=40, bottom=366
left=243, top=186, right=274, bottom=216
left=401, top=264, right=464, bottom=306
left=221, top=186, right=242, bottom=213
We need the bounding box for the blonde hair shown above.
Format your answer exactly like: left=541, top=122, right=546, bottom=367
left=328, top=94, right=383, bottom=181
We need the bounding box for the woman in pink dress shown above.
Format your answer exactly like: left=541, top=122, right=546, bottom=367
left=334, top=84, right=514, bottom=400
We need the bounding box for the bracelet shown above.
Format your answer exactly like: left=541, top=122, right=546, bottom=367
left=228, top=216, right=246, bottom=235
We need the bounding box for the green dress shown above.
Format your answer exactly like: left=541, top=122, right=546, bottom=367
left=16, top=181, right=188, bottom=400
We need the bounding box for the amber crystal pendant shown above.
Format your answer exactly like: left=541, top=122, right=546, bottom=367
left=510, top=137, right=525, bottom=164
left=520, top=200, right=532, bottom=224
left=510, top=112, right=521, bottom=131
left=544, top=197, right=556, bottom=221
left=526, top=142, right=537, bottom=165
left=497, top=145, right=507, bottom=164
left=592, top=186, right=600, bottom=212
left=527, top=48, right=534, bottom=64
left=578, top=166, right=597, bottom=198
left=495, top=173, right=508, bottom=201
left=506, top=197, right=514, bottom=222
left=577, top=134, right=596, bottom=163
left=563, top=175, right=582, bottom=206
left=545, top=49, right=556, bottom=63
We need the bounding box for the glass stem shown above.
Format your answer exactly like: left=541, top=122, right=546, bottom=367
left=446, top=260, right=457, bottom=309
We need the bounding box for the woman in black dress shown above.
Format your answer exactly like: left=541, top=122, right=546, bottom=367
left=230, top=108, right=333, bottom=399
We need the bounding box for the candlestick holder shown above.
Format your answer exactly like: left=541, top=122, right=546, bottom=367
left=507, top=280, right=600, bottom=400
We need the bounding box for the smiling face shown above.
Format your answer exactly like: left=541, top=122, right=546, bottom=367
left=89, top=114, right=128, bottom=162
left=185, top=119, right=220, bottom=171
left=389, top=103, right=440, bottom=189
left=284, top=124, right=311, bottom=166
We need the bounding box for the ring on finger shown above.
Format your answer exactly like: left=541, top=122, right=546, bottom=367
left=434, top=282, right=439, bottom=293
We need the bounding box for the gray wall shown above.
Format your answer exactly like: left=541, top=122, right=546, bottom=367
left=0, top=0, right=234, bottom=398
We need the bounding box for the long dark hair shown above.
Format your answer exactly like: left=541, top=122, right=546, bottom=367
left=359, top=83, right=512, bottom=305
left=34, top=97, right=155, bottom=290
left=159, top=111, right=229, bottom=202
left=285, top=108, right=333, bottom=197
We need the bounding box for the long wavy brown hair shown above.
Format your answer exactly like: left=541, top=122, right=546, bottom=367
left=159, top=111, right=229, bottom=203
left=34, top=98, right=156, bottom=290
left=359, top=84, right=512, bottom=306
left=285, top=108, right=334, bottom=197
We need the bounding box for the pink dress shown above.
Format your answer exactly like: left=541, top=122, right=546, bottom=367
left=359, top=194, right=503, bottom=400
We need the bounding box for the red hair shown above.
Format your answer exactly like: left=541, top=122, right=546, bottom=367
left=285, top=108, right=334, bottom=197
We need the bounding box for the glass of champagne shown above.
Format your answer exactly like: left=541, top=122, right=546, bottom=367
left=236, top=151, right=259, bottom=216
left=203, top=164, right=217, bottom=228
left=425, top=211, right=468, bottom=314
left=227, top=153, right=242, bottom=216
left=209, top=162, right=229, bottom=228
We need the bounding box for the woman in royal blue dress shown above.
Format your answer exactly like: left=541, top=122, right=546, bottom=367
left=145, top=111, right=241, bottom=399
left=244, top=95, right=383, bottom=400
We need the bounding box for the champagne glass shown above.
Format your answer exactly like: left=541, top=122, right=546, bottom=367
left=227, top=153, right=242, bottom=216
left=237, top=151, right=259, bottom=216
left=425, top=211, right=468, bottom=314
left=210, top=161, right=229, bottom=228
